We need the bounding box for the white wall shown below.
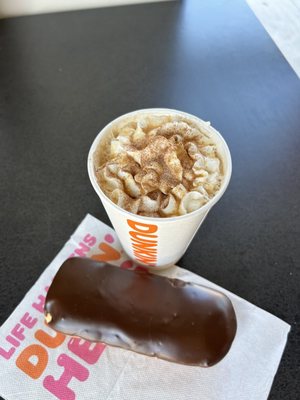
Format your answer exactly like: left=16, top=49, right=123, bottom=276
left=246, top=0, right=300, bottom=78
left=0, top=0, right=174, bottom=19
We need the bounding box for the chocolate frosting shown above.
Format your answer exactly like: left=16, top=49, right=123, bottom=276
left=44, top=258, right=237, bottom=367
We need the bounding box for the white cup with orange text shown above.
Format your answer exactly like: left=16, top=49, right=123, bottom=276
left=87, top=108, right=232, bottom=270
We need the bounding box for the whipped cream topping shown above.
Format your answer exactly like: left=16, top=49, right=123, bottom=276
left=94, top=115, right=223, bottom=217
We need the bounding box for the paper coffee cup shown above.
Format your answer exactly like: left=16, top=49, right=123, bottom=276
left=88, top=108, right=232, bottom=270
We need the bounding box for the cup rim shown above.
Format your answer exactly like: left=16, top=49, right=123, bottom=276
left=87, top=108, right=232, bottom=223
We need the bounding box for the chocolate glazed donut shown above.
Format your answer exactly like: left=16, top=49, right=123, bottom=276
left=44, top=258, right=237, bottom=367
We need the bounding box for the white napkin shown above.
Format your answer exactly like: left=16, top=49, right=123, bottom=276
left=0, top=214, right=290, bottom=400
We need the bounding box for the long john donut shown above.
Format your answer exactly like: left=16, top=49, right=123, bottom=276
left=44, top=257, right=237, bottom=367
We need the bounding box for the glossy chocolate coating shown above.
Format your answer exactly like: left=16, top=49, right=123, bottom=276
left=45, top=258, right=237, bottom=367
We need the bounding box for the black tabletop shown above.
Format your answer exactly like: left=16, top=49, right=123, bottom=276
left=0, top=0, right=299, bottom=398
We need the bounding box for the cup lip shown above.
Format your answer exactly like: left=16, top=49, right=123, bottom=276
left=87, top=108, right=232, bottom=223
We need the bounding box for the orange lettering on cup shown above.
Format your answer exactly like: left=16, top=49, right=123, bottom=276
left=132, top=246, right=157, bottom=256
left=127, top=219, right=158, bottom=266
left=127, top=220, right=158, bottom=233
left=129, top=231, right=157, bottom=242
left=16, top=344, right=48, bottom=379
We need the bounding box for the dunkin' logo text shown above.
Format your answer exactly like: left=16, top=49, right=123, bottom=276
left=0, top=232, right=133, bottom=400
left=127, top=219, right=158, bottom=266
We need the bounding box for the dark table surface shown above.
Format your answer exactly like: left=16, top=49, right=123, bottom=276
left=0, top=0, right=299, bottom=398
